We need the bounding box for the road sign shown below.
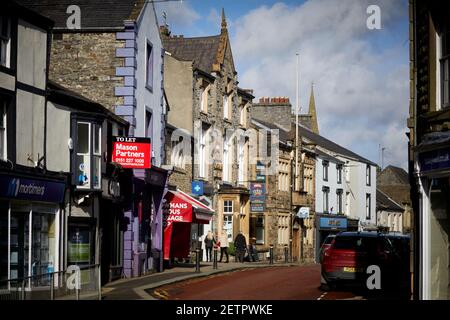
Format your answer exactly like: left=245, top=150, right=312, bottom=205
left=192, top=180, right=204, bottom=196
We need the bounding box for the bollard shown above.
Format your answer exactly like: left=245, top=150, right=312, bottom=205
left=213, top=248, right=218, bottom=269
left=195, top=249, right=201, bottom=273
left=284, top=245, right=289, bottom=263
left=269, top=245, right=274, bottom=265
left=50, top=273, right=54, bottom=300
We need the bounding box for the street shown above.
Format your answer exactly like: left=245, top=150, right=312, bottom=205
left=150, top=264, right=364, bottom=300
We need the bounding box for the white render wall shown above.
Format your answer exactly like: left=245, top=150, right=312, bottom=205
left=135, top=3, right=165, bottom=167
left=315, top=156, right=346, bottom=215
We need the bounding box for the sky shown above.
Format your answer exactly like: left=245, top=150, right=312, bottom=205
left=154, top=0, right=410, bottom=170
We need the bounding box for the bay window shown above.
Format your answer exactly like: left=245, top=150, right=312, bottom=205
left=75, top=121, right=102, bottom=190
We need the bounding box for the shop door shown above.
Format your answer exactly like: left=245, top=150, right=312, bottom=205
left=10, top=212, right=29, bottom=280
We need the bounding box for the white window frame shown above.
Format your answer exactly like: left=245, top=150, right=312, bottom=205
left=76, top=122, right=101, bottom=190
left=146, top=40, right=154, bottom=91
left=0, top=15, right=11, bottom=68
left=0, top=99, right=7, bottom=160
left=238, top=137, right=245, bottom=184
left=323, top=188, right=329, bottom=213
left=223, top=200, right=233, bottom=241
left=366, top=164, right=371, bottom=186
left=323, top=161, right=328, bottom=181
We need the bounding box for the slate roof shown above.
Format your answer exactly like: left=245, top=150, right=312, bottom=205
left=14, top=0, right=144, bottom=30
left=376, top=189, right=404, bottom=212
left=383, top=165, right=409, bottom=185
left=48, top=81, right=129, bottom=126
left=314, top=149, right=345, bottom=164
left=252, top=118, right=290, bottom=144
left=163, top=35, right=222, bottom=74
left=292, top=124, right=377, bottom=166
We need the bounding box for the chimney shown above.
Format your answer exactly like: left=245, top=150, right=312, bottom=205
left=159, top=25, right=171, bottom=39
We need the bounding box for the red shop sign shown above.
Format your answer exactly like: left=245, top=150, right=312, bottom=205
left=111, top=136, right=151, bottom=169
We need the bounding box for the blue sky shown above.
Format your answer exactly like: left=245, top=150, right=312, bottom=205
left=155, top=0, right=410, bottom=169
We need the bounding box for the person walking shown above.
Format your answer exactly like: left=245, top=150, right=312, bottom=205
left=218, top=229, right=229, bottom=263
left=234, top=231, right=247, bottom=263
left=204, top=231, right=215, bottom=262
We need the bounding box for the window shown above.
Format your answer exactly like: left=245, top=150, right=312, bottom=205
left=223, top=94, right=229, bottom=119
left=323, top=160, right=329, bottom=181
left=366, top=164, right=371, bottom=186
left=322, top=187, right=330, bottom=213
left=366, top=193, right=371, bottom=220
left=345, top=192, right=350, bottom=215
left=0, top=15, right=11, bottom=68
left=146, top=42, right=153, bottom=90
left=76, top=122, right=101, bottom=189
left=223, top=200, right=233, bottom=241
left=239, top=103, right=246, bottom=126
left=223, top=134, right=231, bottom=182
left=145, top=110, right=153, bottom=139
left=277, top=215, right=289, bottom=245
left=238, top=137, right=245, bottom=184
left=199, top=125, right=207, bottom=178
left=441, top=30, right=450, bottom=108
left=0, top=99, right=6, bottom=160
left=200, top=84, right=209, bottom=113
left=336, top=189, right=343, bottom=214
left=337, top=164, right=342, bottom=184
left=345, top=166, right=350, bottom=182
left=256, top=215, right=264, bottom=245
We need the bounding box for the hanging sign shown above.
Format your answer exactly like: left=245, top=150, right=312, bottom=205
left=111, top=136, right=151, bottom=169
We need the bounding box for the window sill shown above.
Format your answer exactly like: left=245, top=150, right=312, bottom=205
left=146, top=84, right=153, bottom=93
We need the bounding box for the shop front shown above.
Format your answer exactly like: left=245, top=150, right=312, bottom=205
left=163, top=189, right=214, bottom=262
left=416, top=141, right=450, bottom=299
left=315, top=214, right=348, bottom=262
left=0, top=173, right=66, bottom=283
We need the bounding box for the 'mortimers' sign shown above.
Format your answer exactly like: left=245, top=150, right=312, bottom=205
left=112, top=136, right=151, bottom=169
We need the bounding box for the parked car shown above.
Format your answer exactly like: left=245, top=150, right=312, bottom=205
left=321, top=231, right=401, bottom=290
left=385, top=233, right=411, bottom=294
left=319, top=234, right=336, bottom=263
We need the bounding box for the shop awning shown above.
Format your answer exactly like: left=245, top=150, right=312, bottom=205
left=163, top=189, right=214, bottom=260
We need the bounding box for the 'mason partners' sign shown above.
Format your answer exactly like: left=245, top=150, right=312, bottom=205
left=111, top=137, right=151, bottom=169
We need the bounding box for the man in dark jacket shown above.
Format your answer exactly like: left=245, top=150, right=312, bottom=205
left=234, top=232, right=247, bottom=263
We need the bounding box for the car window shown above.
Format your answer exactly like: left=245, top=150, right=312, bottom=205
left=323, top=236, right=335, bottom=245
left=333, top=236, right=377, bottom=251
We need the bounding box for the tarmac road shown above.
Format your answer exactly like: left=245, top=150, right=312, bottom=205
left=151, top=264, right=361, bottom=300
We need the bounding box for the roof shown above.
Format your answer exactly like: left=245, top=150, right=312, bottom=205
left=163, top=35, right=222, bottom=74
left=314, top=149, right=345, bottom=164
left=336, top=231, right=381, bottom=238
left=376, top=189, right=404, bottom=212
left=5, top=0, right=54, bottom=30
left=15, top=0, right=145, bottom=30
left=381, top=165, right=409, bottom=185
left=48, top=81, right=129, bottom=126
left=252, top=118, right=290, bottom=144
left=293, top=124, right=377, bottom=166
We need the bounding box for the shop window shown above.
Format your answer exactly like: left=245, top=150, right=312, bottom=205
left=68, top=222, right=95, bottom=266
left=75, top=121, right=102, bottom=190
left=0, top=98, right=6, bottom=160
left=0, top=202, right=8, bottom=281
left=0, top=15, right=11, bottom=68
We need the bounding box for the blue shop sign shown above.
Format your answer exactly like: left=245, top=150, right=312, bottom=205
left=319, top=217, right=347, bottom=230
left=419, top=148, right=450, bottom=172
left=192, top=180, right=204, bottom=196
left=0, top=175, right=65, bottom=203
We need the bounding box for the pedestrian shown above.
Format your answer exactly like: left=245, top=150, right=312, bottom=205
left=204, top=231, right=215, bottom=262
left=234, top=231, right=247, bottom=263
left=248, top=237, right=259, bottom=262
left=218, top=229, right=229, bottom=263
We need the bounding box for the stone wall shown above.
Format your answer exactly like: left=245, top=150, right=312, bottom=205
left=50, top=33, right=124, bottom=111
left=252, top=97, right=292, bottom=132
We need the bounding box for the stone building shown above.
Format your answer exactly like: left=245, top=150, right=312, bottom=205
left=408, top=0, right=450, bottom=299
left=20, top=0, right=170, bottom=277
left=162, top=10, right=254, bottom=258
left=377, top=165, right=412, bottom=233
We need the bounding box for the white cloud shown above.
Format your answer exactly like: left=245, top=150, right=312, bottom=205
left=154, top=1, right=200, bottom=28
left=232, top=0, right=409, bottom=168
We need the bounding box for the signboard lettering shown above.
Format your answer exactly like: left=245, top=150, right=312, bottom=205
left=112, top=136, right=151, bottom=169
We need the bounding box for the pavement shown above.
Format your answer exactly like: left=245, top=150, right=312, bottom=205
left=102, top=260, right=301, bottom=300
